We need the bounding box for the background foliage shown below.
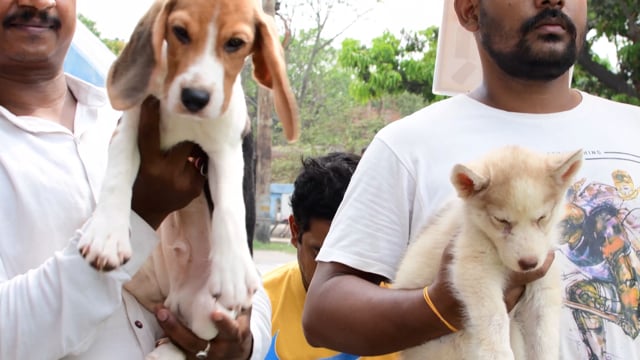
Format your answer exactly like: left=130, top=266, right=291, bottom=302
left=81, top=1, right=640, bottom=183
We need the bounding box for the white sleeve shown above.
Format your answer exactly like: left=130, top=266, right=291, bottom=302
left=316, top=136, right=416, bottom=280
left=249, top=280, right=272, bottom=360
left=0, top=212, right=158, bottom=359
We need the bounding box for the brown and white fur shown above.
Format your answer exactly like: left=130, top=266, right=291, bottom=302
left=393, top=146, right=582, bottom=360
left=76, top=0, right=299, bottom=358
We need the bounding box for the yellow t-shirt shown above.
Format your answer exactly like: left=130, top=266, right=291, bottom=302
left=263, top=261, right=399, bottom=360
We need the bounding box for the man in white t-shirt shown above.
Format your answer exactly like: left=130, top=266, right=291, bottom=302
left=0, top=0, right=270, bottom=359
left=303, top=0, right=640, bottom=359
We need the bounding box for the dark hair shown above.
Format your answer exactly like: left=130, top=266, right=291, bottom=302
left=290, top=152, right=360, bottom=237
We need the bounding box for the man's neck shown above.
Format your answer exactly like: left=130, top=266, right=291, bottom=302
left=0, top=67, right=77, bottom=130
left=470, top=64, right=582, bottom=114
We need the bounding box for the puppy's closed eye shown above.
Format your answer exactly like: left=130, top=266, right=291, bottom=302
left=492, top=216, right=511, bottom=227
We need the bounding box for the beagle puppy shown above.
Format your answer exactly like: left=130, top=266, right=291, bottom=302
left=77, top=0, right=299, bottom=358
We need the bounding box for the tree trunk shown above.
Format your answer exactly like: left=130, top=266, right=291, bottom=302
left=255, top=0, right=276, bottom=243
left=242, top=127, right=256, bottom=254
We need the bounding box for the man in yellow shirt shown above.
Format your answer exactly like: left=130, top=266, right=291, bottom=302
left=263, top=152, right=397, bottom=360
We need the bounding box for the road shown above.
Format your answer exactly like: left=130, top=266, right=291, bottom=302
left=253, top=248, right=296, bottom=275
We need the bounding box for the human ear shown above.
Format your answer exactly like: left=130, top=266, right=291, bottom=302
left=454, top=0, right=480, bottom=32
left=288, top=215, right=300, bottom=248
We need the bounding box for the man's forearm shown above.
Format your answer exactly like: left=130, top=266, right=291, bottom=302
left=249, top=284, right=272, bottom=360
left=303, top=271, right=461, bottom=355
left=0, top=212, right=158, bottom=358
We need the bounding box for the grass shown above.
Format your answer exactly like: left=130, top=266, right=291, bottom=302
left=253, top=240, right=296, bottom=254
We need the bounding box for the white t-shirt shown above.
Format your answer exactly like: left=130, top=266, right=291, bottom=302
left=318, top=91, right=640, bottom=360
left=0, top=75, right=271, bottom=360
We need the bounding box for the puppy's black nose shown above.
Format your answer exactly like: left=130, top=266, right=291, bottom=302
left=181, top=88, right=210, bottom=113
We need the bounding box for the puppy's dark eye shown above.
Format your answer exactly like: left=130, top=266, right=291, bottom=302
left=224, top=37, right=246, bottom=53
left=537, top=215, right=547, bottom=224
left=172, top=25, right=190, bottom=44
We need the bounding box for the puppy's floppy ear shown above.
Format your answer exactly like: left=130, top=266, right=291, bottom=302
left=550, top=149, right=583, bottom=187
left=451, top=164, right=489, bottom=199
left=106, top=0, right=172, bottom=110
left=252, top=10, right=300, bottom=143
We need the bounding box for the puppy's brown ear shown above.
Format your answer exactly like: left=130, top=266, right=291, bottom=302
left=252, top=11, right=300, bottom=143
left=106, top=0, right=171, bottom=110
left=451, top=164, right=489, bottom=198
left=550, top=149, right=583, bottom=187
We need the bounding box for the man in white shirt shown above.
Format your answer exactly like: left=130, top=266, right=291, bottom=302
left=0, top=0, right=270, bottom=359
left=303, top=0, right=640, bottom=359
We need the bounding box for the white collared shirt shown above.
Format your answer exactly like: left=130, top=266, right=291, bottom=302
left=0, top=74, right=273, bottom=360
left=0, top=74, right=163, bottom=359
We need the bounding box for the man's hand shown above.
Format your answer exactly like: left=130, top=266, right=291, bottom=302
left=428, top=244, right=556, bottom=330
left=131, top=96, right=207, bottom=229
left=155, top=307, right=254, bottom=360
left=504, top=251, right=555, bottom=311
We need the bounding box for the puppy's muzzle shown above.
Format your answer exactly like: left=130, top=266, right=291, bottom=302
left=181, top=88, right=210, bottom=113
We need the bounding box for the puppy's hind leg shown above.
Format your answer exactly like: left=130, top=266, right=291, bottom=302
left=78, top=109, right=141, bottom=271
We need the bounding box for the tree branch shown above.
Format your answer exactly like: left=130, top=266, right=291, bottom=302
left=577, top=44, right=638, bottom=98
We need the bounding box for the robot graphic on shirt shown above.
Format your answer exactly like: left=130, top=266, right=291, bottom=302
left=560, top=169, right=640, bottom=360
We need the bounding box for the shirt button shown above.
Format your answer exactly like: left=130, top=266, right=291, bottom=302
left=134, top=320, right=143, bottom=329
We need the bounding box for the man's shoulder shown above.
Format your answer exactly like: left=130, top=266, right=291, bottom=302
left=381, top=95, right=479, bottom=132
left=396, top=94, right=472, bottom=121
left=372, top=95, right=475, bottom=150
left=580, top=91, right=640, bottom=114
left=66, top=73, right=122, bottom=123
left=65, top=74, right=120, bottom=111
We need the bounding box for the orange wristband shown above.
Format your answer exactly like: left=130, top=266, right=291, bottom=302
left=423, top=286, right=458, bottom=333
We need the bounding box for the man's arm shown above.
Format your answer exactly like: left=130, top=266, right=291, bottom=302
left=303, top=254, right=554, bottom=355
left=302, top=261, right=461, bottom=355
left=248, top=284, right=272, bottom=360
left=0, top=213, right=159, bottom=358
left=0, top=97, right=205, bottom=358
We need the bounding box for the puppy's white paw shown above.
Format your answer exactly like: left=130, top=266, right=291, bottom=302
left=209, top=251, right=260, bottom=312
left=78, top=211, right=132, bottom=271
left=185, top=295, right=236, bottom=340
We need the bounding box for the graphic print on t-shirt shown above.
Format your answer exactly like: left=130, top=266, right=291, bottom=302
left=559, top=150, right=640, bottom=360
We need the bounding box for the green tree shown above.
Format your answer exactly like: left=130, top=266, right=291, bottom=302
left=244, top=0, right=386, bottom=150
left=338, top=27, right=442, bottom=104
left=77, top=14, right=125, bottom=55
left=575, top=0, right=639, bottom=104
left=77, top=14, right=100, bottom=37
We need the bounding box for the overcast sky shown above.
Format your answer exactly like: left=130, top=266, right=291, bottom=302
left=76, top=0, right=616, bottom=68
left=76, top=0, right=444, bottom=43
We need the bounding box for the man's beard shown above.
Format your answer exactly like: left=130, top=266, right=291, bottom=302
left=479, top=7, right=582, bottom=81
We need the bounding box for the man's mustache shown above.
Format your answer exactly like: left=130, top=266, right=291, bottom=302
left=521, top=8, right=577, bottom=38
left=2, top=7, right=61, bottom=29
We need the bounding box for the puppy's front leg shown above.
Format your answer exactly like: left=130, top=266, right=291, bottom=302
left=518, top=263, right=562, bottom=360
left=206, top=144, right=260, bottom=313
left=453, top=249, right=515, bottom=360
left=78, top=108, right=141, bottom=270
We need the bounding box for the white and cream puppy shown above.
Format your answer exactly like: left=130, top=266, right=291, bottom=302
left=394, top=146, right=582, bottom=360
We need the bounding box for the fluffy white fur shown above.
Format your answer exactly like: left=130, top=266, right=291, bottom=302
left=393, top=146, right=583, bottom=360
